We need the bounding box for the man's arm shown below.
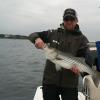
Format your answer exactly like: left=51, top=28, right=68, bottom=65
left=76, top=35, right=89, bottom=57
left=76, top=35, right=94, bottom=66
left=28, top=31, right=49, bottom=44
left=28, top=31, right=50, bottom=49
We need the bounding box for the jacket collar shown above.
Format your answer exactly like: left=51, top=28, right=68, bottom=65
left=60, top=23, right=82, bottom=35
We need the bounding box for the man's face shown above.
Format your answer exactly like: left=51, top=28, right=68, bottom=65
left=64, top=18, right=78, bottom=31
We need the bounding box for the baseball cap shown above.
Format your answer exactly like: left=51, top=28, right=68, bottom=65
left=63, top=8, right=78, bottom=21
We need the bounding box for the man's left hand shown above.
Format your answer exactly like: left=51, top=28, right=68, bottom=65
left=70, top=65, right=80, bottom=75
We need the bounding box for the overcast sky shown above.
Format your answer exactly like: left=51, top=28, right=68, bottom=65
left=0, top=0, right=100, bottom=41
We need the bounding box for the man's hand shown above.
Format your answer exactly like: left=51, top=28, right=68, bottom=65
left=35, top=38, right=45, bottom=49
left=70, top=65, right=80, bottom=75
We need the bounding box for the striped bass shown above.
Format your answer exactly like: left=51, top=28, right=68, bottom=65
left=42, top=44, right=100, bottom=96
left=43, top=45, right=98, bottom=76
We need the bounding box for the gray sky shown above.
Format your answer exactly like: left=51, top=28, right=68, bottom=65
left=0, top=0, right=100, bottom=41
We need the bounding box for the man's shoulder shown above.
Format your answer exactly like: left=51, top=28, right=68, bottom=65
left=45, top=29, right=60, bottom=37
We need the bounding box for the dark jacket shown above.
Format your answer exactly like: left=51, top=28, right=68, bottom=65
left=28, top=24, right=90, bottom=88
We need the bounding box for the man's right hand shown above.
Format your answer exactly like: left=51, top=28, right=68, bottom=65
left=35, top=38, right=45, bottom=49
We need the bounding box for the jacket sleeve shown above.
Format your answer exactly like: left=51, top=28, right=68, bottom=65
left=76, top=35, right=94, bottom=67
left=28, top=31, right=50, bottom=44
left=76, top=35, right=89, bottom=57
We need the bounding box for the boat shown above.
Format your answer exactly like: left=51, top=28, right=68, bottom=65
left=33, top=86, right=85, bottom=100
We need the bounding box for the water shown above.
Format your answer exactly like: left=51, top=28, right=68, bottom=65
left=0, top=39, right=83, bottom=100
left=0, top=39, right=46, bottom=100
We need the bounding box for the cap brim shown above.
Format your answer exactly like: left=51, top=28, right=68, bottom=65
left=64, top=14, right=76, bottom=19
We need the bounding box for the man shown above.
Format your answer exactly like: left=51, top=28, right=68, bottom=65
left=29, top=8, right=90, bottom=100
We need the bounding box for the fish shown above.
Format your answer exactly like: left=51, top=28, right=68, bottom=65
left=43, top=45, right=98, bottom=76
left=42, top=44, right=100, bottom=87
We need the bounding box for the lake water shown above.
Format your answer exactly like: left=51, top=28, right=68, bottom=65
left=0, top=39, right=83, bottom=100
left=0, top=39, right=46, bottom=100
